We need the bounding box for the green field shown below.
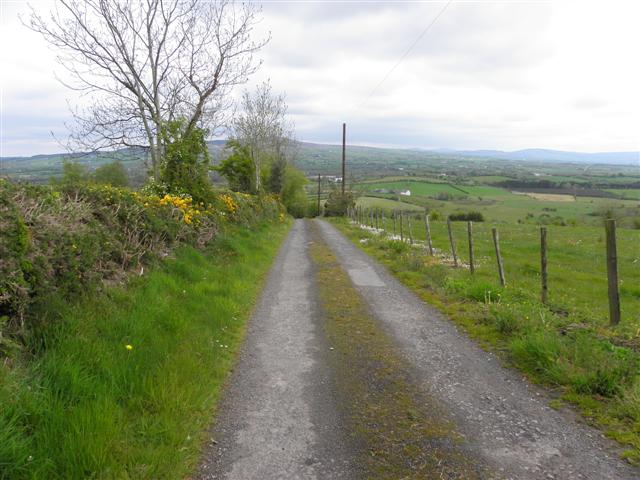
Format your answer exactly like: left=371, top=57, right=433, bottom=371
left=608, top=189, right=640, bottom=200
left=358, top=179, right=640, bottom=227
left=356, top=196, right=423, bottom=212
left=469, top=175, right=515, bottom=184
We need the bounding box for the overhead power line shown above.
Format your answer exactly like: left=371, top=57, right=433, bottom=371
left=359, top=0, right=453, bottom=108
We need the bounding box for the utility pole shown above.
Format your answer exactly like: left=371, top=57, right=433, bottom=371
left=341, top=122, right=346, bottom=195
left=317, top=174, right=321, bottom=217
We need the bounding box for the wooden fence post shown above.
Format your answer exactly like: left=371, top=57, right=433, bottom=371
left=375, top=209, right=379, bottom=230
left=467, top=221, right=475, bottom=274
left=317, top=174, right=321, bottom=217
left=400, top=212, right=404, bottom=242
left=447, top=218, right=459, bottom=267
left=492, top=227, right=506, bottom=287
left=393, top=211, right=397, bottom=236
left=408, top=214, right=414, bottom=244
left=381, top=211, right=385, bottom=232
left=425, top=213, right=434, bottom=256
left=540, top=227, right=548, bottom=304
left=605, top=219, right=621, bottom=325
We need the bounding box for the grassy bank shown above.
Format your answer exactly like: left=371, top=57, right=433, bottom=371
left=0, top=220, right=290, bottom=479
left=331, top=218, right=640, bottom=464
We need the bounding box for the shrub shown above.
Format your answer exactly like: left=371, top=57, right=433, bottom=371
left=93, top=161, right=129, bottom=187
left=386, top=239, right=410, bottom=254
left=280, top=166, right=308, bottom=218
left=433, top=192, right=464, bottom=201
left=448, top=211, right=485, bottom=222
left=51, top=160, right=89, bottom=186
left=0, top=179, right=283, bottom=338
left=160, top=119, right=213, bottom=203
left=215, top=139, right=255, bottom=193
left=427, top=210, right=442, bottom=221
left=324, top=190, right=355, bottom=217
left=0, top=183, right=30, bottom=326
left=306, top=198, right=320, bottom=217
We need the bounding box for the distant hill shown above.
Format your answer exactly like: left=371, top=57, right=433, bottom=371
left=1, top=141, right=638, bottom=184
left=444, top=148, right=639, bottom=165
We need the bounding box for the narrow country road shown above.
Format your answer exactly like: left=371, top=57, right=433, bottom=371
left=198, top=220, right=356, bottom=479
left=198, top=219, right=639, bottom=480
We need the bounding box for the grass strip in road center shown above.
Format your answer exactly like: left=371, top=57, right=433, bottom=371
left=308, top=222, right=494, bottom=479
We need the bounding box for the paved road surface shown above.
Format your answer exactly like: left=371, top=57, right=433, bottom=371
left=198, top=220, right=355, bottom=479
left=198, top=219, right=638, bottom=480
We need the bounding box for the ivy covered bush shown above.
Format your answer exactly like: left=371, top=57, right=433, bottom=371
left=0, top=178, right=284, bottom=338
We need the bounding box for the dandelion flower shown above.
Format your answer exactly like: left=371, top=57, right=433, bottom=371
left=125, top=344, right=133, bottom=351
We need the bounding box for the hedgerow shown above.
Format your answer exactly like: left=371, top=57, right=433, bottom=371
left=0, top=179, right=284, bottom=341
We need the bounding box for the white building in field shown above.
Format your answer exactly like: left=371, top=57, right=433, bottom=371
left=399, top=190, right=411, bottom=196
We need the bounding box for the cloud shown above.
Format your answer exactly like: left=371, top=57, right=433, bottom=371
left=1, top=0, right=639, bottom=156
left=571, top=96, right=608, bottom=110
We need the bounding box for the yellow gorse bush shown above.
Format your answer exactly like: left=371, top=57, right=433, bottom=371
left=220, top=194, right=237, bottom=214
left=82, top=184, right=282, bottom=229
left=157, top=194, right=201, bottom=225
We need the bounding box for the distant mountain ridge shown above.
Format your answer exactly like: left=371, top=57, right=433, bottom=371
left=2, top=142, right=638, bottom=166
left=442, top=148, right=639, bottom=165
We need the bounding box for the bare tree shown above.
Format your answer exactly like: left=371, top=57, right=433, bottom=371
left=232, top=81, right=293, bottom=192
left=26, top=0, right=267, bottom=178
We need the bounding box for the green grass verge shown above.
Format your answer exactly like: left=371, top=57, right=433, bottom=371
left=331, top=218, right=640, bottom=465
left=0, top=220, right=291, bottom=479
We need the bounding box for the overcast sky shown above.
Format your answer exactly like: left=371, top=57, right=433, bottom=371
left=1, top=0, right=639, bottom=157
